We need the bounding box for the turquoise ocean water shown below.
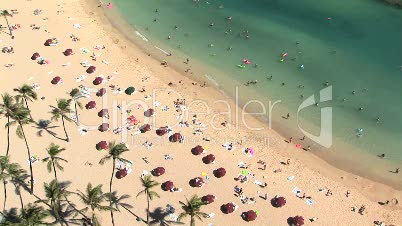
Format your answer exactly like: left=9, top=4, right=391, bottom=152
left=106, top=0, right=402, bottom=187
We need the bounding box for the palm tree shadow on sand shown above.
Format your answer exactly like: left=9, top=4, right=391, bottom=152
left=149, top=207, right=184, bottom=226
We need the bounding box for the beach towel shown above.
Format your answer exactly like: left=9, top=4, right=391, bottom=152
left=306, top=199, right=314, bottom=206
left=292, top=187, right=301, bottom=195
left=287, top=175, right=295, bottom=181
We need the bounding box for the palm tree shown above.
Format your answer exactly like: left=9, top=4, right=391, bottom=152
left=68, top=88, right=83, bottom=124
left=33, top=119, right=63, bottom=140
left=15, top=203, right=48, bottom=225
left=6, top=161, right=29, bottom=210
left=178, top=195, right=208, bottom=226
left=76, top=183, right=113, bottom=226
left=0, top=93, right=17, bottom=156
left=6, top=105, right=34, bottom=194
left=99, top=142, right=129, bottom=226
left=42, top=143, right=68, bottom=181
left=0, top=156, right=10, bottom=213
left=41, top=180, right=72, bottom=226
left=137, top=175, right=160, bottom=225
left=13, top=84, right=37, bottom=119
left=49, top=99, right=73, bottom=142
left=0, top=10, right=13, bottom=38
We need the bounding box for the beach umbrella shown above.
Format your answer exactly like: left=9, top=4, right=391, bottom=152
left=221, top=203, right=235, bottom=214
left=151, top=167, right=165, bottom=176
left=44, top=39, right=52, bottom=46
left=189, top=177, right=204, bottom=187
left=63, top=48, right=73, bottom=56
left=86, top=66, right=96, bottom=74
left=93, top=77, right=103, bottom=85
left=191, top=145, right=204, bottom=155
left=156, top=127, right=168, bottom=136
left=51, top=76, right=62, bottom=85
left=272, top=196, right=287, bottom=208
left=140, top=124, right=151, bottom=133
left=169, top=133, right=182, bottom=142
left=202, top=154, right=215, bottom=164
left=162, top=181, right=174, bottom=191
left=96, top=88, right=107, bottom=97
left=125, top=86, right=135, bottom=95
left=144, top=108, right=154, bottom=117
left=241, top=169, right=248, bottom=176
left=290, top=216, right=304, bottom=226
left=85, top=101, right=96, bottom=110
left=213, top=167, right=226, bottom=178
left=31, top=52, right=40, bottom=60
left=98, top=109, right=108, bottom=118
left=201, top=195, right=215, bottom=204
left=243, top=210, right=257, bottom=222
left=96, top=141, right=109, bottom=151
left=98, top=123, right=109, bottom=132
left=116, top=168, right=127, bottom=179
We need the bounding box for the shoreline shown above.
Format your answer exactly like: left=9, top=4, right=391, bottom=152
left=81, top=0, right=402, bottom=199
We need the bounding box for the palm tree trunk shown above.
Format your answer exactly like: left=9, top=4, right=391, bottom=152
left=4, top=15, right=13, bottom=37
left=24, top=97, right=33, bottom=120
left=147, top=194, right=150, bottom=225
left=61, top=116, right=70, bottom=142
left=19, top=124, right=34, bottom=194
left=74, top=101, right=79, bottom=123
left=110, top=159, right=116, bottom=226
left=190, top=215, right=195, bottom=226
left=6, top=116, right=10, bottom=156
left=52, top=161, right=58, bottom=181
left=2, top=179, right=6, bottom=213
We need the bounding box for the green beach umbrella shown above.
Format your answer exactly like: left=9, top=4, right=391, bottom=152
left=241, top=169, right=248, bottom=176
left=125, top=86, right=135, bottom=95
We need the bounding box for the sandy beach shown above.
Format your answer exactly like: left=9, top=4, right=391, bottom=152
left=0, top=0, right=402, bottom=225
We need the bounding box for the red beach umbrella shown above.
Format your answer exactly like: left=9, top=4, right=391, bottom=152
left=151, top=167, right=165, bottom=176
left=63, top=48, right=73, bottom=56
left=191, top=145, right=204, bottom=155
left=144, top=108, right=154, bottom=117
left=221, top=203, right=236, bottom=214
left=31, top=52, right=40, bottom=60
left=86, top=66, right=96, bottom=74
left=116, top=168, right=127, bottom=179
left=169, top=133, right=182, bottom=142
left=202, top=154, right=215, bottom=164
left=96, top=88, right=107, bottom=97
left=85, top=101, right=96, bottom=110
left=98, top=123, right=109, bottom=132
left=243, top=210, right=257, bottom=222
left=93, top=77, right=103, bottom=85
left=213, top=168, right=226, bottom=178
left=201, top=195, right=215, bottom=204
left=98, top=109, right=108, bottom=118
left=51, top=76, right=62, bottom=85
left=290, top=216, right=304, bottom=226
left=162, top=181, right=174, bottom=191
left=140, top=124, right=151, bottom=133
left=189, top=177, right=204, bottom=187
left=96, top=141, right=109, bottom=151
left=44, top=39, right=52, bottom=46
left=156, top=127, right=168, bottom=136
left=272, top=196, right=287, bottom=208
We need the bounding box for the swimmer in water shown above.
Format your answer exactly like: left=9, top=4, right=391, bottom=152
left=227, top=46, right=233, bottom=51
left=155, top=9, right=158, bottom=13
left=209, top=22, right=214, bottom=27
left=376, top=116, right=381, bottom=123
left=377, top=153, right=386, bottom=158
left=358, top=107, right=364, bottom=111
left=324, top=81, right=329, bottom=87
left=174, top=25, right=179, bottom=29
left=281, top=82, right=285, bottom=86
left=267, top=75, right=273, bottom=80
left=227, top=16, right=232, bottom=21
left=352, top=90, right=356, bottom=95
